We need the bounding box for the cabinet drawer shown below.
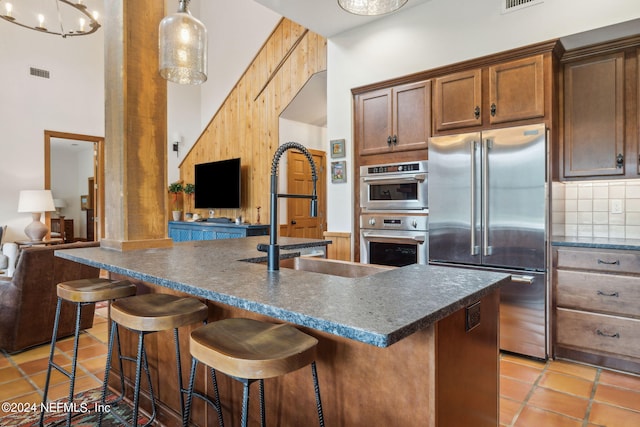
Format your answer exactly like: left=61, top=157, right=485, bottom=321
left=556, top=308, right=640, bottom=360
left=556, top=248, right=640, bottom=274
left=556, top=270, right=640, bottom=317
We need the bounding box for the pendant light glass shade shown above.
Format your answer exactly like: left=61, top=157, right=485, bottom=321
left=338, top=0, right=408, bottom=16
left=159, top=0, right=207, bottom=85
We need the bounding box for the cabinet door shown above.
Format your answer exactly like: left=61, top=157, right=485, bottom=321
left=392, top=80, right=430, bottom=153
left=489, top=55, right=544, bottom=124
left=356, top=88, right=393, bottom=156
left=563, top=52, right=625, bottom=177
left=433, top=69, right=482, bottom=131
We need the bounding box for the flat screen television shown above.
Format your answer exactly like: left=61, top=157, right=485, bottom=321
left=194, top=158, right=241, bottom=209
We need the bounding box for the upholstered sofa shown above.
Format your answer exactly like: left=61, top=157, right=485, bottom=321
left=0, top=241, right=100, bottom=353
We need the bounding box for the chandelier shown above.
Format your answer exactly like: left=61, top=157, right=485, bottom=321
left=0, top=0, right=100, bottom=38
left=338, top=0, right=408, bottom=16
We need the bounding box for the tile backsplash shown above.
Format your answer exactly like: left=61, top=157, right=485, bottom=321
left=552, top=180, right=640, bottom=239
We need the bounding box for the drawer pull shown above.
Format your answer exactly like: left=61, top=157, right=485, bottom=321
left=511, top=274, right=534, bottom=284
left=596, top=329, right=620, bottom=339
left=597, top=259, right=620, bottom=265
left=597, top=290, right=619, bottom=298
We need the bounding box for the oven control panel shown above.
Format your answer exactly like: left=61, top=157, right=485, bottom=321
left=360, top=214, right=428, bottom=231
left=362, top=160, right=427, bottom=176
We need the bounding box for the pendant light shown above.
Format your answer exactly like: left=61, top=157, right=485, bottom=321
left=338, top=0, right=408, bottom=16
left=159, top=0, right=207, bottom=85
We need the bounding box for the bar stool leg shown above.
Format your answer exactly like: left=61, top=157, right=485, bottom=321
left=311, top=361, right=325, bottom=427
left=210, top=365, right=224, bottom=427
left=241, top=379, right=251, bottom=427
left=258, top=379, right=265, bottom=427
left=98, top=318, right=129, bottom=424
left=64, top=301, right=83, bottom=426
left=39, top=297, right=64, bottom=427
left=99, top=326, right=156, bottom=427
left=174, top=328, right=186, bottom=413
left=131, top=330, right=145, bottom=427
left=98, top=320, right=117, bottom=426
left=183, top=358, right=225, bottom=427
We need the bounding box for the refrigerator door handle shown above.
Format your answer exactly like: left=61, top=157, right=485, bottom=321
left=482, top=138, right=492, bottom=256
left=470, top=140, right=479, bottom=256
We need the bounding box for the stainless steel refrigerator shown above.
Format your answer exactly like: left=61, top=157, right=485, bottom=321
left=428, top=123, right=548, bottom=359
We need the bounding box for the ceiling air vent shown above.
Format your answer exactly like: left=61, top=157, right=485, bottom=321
left=502, top=0, right=543, bottom=14
left=30, top=67, right=50, bottom=79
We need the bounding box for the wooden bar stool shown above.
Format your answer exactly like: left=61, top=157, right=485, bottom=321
left=99, top=293, right=209, bottom=427
left=39, top=277, right=137, bottom=427
left=183, top=318, right=325, bottom=427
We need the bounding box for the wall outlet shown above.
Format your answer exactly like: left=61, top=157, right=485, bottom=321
left=611, top=199, right=623, bottom=214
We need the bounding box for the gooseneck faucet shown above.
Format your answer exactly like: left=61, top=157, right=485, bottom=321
left=266, top=142, right=318, bottom=271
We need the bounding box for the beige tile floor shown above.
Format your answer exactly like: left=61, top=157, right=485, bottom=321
left=1, top=307, right=639, bottom=426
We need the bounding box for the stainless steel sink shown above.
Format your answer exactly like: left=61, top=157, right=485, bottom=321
left=279, top=256, right=394, bottom=278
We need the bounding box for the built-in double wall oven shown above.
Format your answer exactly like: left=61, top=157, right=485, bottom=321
left=359, top=160, right=428, bottom=267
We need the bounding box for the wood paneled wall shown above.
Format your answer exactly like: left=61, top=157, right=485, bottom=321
left=178, top=19, right=327, bottom=224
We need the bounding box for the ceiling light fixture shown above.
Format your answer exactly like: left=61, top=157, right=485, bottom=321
left=159, top=0, right=208, bottom=85
left=0, top=0, right=100, bottom=38
left=338, top=0, right=408, bottom=16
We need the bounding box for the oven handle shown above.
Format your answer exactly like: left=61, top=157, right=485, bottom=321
left=361, top=231, right=426, bottom=244
left=361, top=173, right=426, bottom=184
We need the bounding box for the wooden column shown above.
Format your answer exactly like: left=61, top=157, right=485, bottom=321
left=102, top=0, right=173, bottom=251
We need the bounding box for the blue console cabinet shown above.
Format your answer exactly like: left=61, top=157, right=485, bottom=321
left=168, top=221, right=269, bottom=242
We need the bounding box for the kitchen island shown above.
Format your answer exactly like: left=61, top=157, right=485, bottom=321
left=57, top=237, right=509, bottom=426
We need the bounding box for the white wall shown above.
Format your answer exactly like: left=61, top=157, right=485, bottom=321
left=326, top=0, right=640, bottom=233
left=0, top=16, right=104, bottom=242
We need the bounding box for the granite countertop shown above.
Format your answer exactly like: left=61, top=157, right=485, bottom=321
left=552, top=236, right=640, bottom=251
left=55, top=236, right=509, bottom=348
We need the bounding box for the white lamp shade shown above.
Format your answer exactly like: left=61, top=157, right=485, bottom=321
left=338, top=0, right=408, bottom=15
left=18, top=190, right=56, bottom=213
left=159, top=0, right=208, bottom=85
left=53, top=198, right=67, bottom=209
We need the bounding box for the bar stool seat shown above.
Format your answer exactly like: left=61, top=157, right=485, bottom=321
left=40, top=277, right=136, bottom=427
left=191, top=318, right=318, bottom=379
left=184, top=318, right=325, bottom=427
left=110, top=293, right=208, bottom=332
left=57, top=277, right=137, bottom=302
left=101, top=293, right=209, bottom=427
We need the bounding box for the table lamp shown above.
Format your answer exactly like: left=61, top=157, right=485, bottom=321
left=18, top=190, right=56, bottom=241
left=53, top=198, right=67, bottom=218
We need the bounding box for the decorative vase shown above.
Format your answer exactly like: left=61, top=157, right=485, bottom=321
left=172, top=210, right=182, bottom=221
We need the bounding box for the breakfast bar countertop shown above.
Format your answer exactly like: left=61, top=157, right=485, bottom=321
left=56, top=236, right=510, bottom=348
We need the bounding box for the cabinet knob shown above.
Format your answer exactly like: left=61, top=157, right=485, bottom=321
left=490, top=103, right=497, bottom=117
left=392, top=135, right=398, bottom=145
left=474, top=106, right=480, bottom=119
left=387, top=136, right=392, bottom=146
left=616, top=153, right=624, bottom=168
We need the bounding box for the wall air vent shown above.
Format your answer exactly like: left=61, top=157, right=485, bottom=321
left=29, top=67, right=50, bottom=79
left=502, top=0, right=543, bottom=14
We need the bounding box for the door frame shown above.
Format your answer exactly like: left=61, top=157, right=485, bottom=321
left=44, top=130, right=105, bottom=241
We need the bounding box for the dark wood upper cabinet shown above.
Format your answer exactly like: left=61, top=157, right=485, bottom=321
left=562, top=52, right=625, bottom=178
left=489, top=55, right=545, bottom=124
left=433, top=69, right=482, bottom=131
left=434, top=55, right=546, bottom=133
left=356, top=80, right=430, bottom=157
